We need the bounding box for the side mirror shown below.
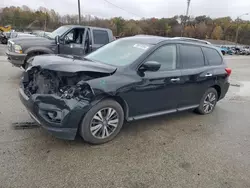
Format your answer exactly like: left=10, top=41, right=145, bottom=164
left=55, top=35, right=60, bottom=45
left=139, top=61, right=161, bottom=72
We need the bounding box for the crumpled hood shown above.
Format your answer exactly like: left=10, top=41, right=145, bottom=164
left=10, top=36, right=53, bottom=46
left=30, top=54, right=117, bottom=74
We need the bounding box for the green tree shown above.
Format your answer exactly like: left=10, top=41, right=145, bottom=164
left=124, top=21, right=142, bottom=36
left=111, top=17, right=125, bottom=36
left=165, top=23, right=171, bottom=36
left=211, top=26, right=223, bottom=40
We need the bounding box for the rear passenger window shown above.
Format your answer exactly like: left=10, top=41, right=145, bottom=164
left=202, top=47, right=222, bottom=65
left=93, top=30, right=109, bottom=45
left=180, top=45, right=205, bottom=69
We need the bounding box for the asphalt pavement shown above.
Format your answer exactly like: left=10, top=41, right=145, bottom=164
left=0, top=45, right=250, bottom=188
left=0, top=44, right=7, bottom=56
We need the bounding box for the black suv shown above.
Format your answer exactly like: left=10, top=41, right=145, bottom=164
left=19, top=36, right=231, bottom=144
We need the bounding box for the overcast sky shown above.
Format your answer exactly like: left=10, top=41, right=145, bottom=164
left=1, top=0, right=250, bottom=20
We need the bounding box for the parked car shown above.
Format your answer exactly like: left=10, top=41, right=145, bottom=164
left=0, top=32, right=9, bottom=44
left=229, top=47, right=236, bottom=54
left=0, top=31, right=33, bottom=44
left=6, top=25, right=114, bottom=69
left=9, top=32, right=35, bottom=39
left=242, top=47, right=250, bottom=55
left=31, top=30, right=51, bottom=38
left=19, top=36, right=231, bottom=144
left=1, top=31, right=35, bottom=44
left=219, top=46, right=233, bottom=55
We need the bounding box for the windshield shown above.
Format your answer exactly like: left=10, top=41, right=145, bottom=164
left=48, top=26, right=71, bottom=39
left=85, top=39, right=153, bottom=66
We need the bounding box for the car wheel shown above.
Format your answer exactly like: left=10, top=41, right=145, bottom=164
left=195, top=88, right=218, bottom=115
left=2, top=38, right=7, bottom=44
left=222, top=51, right=225, bottom=55
left=80, top=99, right=124, bottom=144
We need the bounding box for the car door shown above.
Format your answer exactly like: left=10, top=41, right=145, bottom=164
left=90, top=29, right=110, bottom=51
left=60, top=28, right=86, bottom=56
left=125, top=44, right=182, bottom=117
left=178, top=44, right=216, bottom=108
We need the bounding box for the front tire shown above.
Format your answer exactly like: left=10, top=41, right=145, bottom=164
left=2, top=38, right=7, bottom=44
left=195, top=88, right=218, bottom=115
left=80, top=99, right=124, bottom=144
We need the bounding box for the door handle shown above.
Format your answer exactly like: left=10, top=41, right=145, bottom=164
left=205, top=73, right=213, bottom=77
left=170, top=78, right=180, bottom=82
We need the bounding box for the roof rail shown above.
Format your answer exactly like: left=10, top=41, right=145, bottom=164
left=172, top=37, right=211, bottom=45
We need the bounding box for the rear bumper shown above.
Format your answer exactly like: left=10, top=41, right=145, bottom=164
left=19, top=87, right=90, bottom=140
left=219, top=82, right=230, bottom=100
left=6, top=50, right=27, bottom=67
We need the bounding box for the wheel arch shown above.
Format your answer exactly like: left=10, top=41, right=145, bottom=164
left=90, top=94, right=129, bottom=121
left=24, top=47, right=54, bottom=59
left=211, top=85, right=221, bottom=99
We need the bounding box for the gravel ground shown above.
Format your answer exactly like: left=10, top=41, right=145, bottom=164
left=0, top=47, right=250, bottom=188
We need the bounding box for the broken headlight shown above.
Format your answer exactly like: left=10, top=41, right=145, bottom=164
left=60, top=81, right=94, bottom=100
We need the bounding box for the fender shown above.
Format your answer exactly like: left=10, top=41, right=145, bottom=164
left=24, top=46, right=54, bottom=56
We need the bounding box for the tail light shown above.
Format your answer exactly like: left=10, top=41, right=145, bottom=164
left=225, top=68, right=232, bottom=76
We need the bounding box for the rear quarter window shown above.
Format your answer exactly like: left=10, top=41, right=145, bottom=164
left=93, top=30, right=109, bottom=45
left=202, top=47, right=223, bottom=65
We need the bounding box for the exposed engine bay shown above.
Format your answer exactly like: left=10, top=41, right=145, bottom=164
left=23, top=67, right=109, bottom=100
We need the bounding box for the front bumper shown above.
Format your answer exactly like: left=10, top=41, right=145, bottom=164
left=19, top=87, right=91, bottom=140
left=6, top=50, right=27, bottom=67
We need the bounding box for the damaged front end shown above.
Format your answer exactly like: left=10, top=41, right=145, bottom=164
left=20, top=64, right=113, bottom=140
left=22, top=66, right=104, bottom=100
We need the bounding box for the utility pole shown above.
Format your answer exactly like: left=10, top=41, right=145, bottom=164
left=78, top=0, right=81, bottom=24
left=181, top=0, right=191, bottom=37
left=44, top=12, right=47, bottom=31
left=235, top=13, right=249, bottom=46
left=186, top=0, right=191, bottom=17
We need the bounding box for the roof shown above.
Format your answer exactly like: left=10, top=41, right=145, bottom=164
left=171, top=37, right=212, bottom=44
left=63, top=25, right=112, bottom=31
left=131, top=35, right=213, bottom=46
left=129, top=35, right=168, bottom=44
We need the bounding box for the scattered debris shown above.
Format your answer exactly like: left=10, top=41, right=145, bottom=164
left=179, top=162, right=191, bottom=170
left=12, top=122, right=39, bottom=129
left=230, top=83, right=241, bottom=87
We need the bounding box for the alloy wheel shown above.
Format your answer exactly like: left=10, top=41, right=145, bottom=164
left=90, top=108, right=119, bottom=139
left=203, top=92, right=216, bottom=113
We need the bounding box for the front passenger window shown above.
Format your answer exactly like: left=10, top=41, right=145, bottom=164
left=146, top=45, right=177, bottom=71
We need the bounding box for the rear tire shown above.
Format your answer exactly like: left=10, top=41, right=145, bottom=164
left=80, top=99, right=124, bottom=144
left=195, top=88, right=218, bottom=115
left=222, top=51, right=225, bottom=55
